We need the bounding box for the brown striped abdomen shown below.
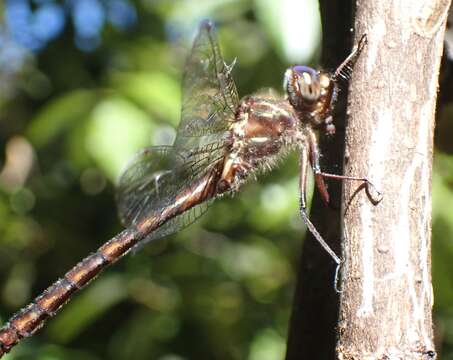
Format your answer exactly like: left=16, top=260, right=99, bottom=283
left=0, top=227, right=143, bottom=356
left=0, top=170, right=219, bottom=357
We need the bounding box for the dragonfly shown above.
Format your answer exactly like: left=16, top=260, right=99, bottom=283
left=0, top=20, right=380, bottom=357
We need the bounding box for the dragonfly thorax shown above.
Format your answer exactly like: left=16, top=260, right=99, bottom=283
left=232, top=96, right=299, bottom=156
left=216, top=96, right=299, bottom=193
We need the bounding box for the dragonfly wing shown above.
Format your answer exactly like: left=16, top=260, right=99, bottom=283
left=116, top=146, right=176, bottom=227
left=116, top=146, right=220, bottom=242
left=175, top=20, right=239, bottom=153
left=137, top=199, right=213, bottom=246
left=116, top=21, right=237, bottom=243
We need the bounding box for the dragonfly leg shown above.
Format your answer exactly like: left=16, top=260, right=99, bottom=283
left=299, top=145, right=340, bottom=265
left=306, top=128, right=331, bottom=206
left=306, top=127, right=382, bottom=205
left=299, top=205, right=341, bottom=265
left=299, top=146, right=309, bottom=209
left=314, top=171, right=383, bottom=205
left=333, top=34, right=367, bottom=82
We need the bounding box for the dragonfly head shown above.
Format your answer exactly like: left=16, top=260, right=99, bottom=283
left=284, top=66, right=336, bottom=132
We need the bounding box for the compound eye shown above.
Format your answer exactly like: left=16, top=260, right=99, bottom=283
left=319, top=73, right=331, bottom=92
left=293, top=66, right=320, bottom=102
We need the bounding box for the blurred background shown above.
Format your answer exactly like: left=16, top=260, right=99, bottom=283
left=0, top=0, right=452, bottom=359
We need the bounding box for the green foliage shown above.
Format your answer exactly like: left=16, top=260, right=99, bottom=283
left=0, top=0, right=451, bottom=359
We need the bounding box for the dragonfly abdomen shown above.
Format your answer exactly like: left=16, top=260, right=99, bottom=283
left=0, top=227, right=141, bottom=356
left=0, top=171, right=219, bottom=356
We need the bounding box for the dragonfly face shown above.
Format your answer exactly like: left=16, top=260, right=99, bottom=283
left=284, top=65, right=337, bottom=135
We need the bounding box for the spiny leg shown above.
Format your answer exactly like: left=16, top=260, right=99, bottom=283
left=299, top=208, right=341, bottom=266
left=299, top=146, right=340, bottom=265
left=301, top=129, right=382, bottom=266
left=306, top=127, right=382, bottom=205
left=314, top=171, right=382, bottom=204
left=333, top=34, right=367, bottom=82
left=299, top=145, right=309, bottom=209
left=305, top=128, right=331, bottom=205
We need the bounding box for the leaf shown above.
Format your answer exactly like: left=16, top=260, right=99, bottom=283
left=112, top=72, right=180, bottom=125
left=26, top=90, right=98, bottom=147
left=85, top=96, right=157, bottom=180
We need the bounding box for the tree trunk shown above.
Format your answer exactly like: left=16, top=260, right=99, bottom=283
left=286, top=0, right=450, bottom=359
left=337, top=1, right=450, bottom=359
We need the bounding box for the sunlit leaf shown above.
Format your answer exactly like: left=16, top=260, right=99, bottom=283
left=85, top=96, right=156, bottom=180
left=248, top=328, right=286, bottom=360
left=255, top=0, right=321, bottom=62
left=26, top=90, right=98, bottom=147
left=112, top=72, right=180, bottom=125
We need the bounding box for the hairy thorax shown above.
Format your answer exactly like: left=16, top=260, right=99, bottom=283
left=217, top=96, right=301, bottom=192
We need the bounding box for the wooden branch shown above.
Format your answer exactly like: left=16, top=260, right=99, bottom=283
left=337, top=1, right=451, bottom=359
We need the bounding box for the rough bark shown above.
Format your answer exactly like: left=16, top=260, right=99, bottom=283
left=286, top=0, right=450, bottom=359
left=337, top=1, right=450, bottom=359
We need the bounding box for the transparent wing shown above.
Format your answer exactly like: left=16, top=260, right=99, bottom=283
left=116, top=146, right=221, bottom=241
left=116, top=21, right=237, bottom=242
left=140, top=198, right=213, bottom=244
left=117, top=146, right=175, bottom=227
left=175, top=20, right=239, bottom=157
